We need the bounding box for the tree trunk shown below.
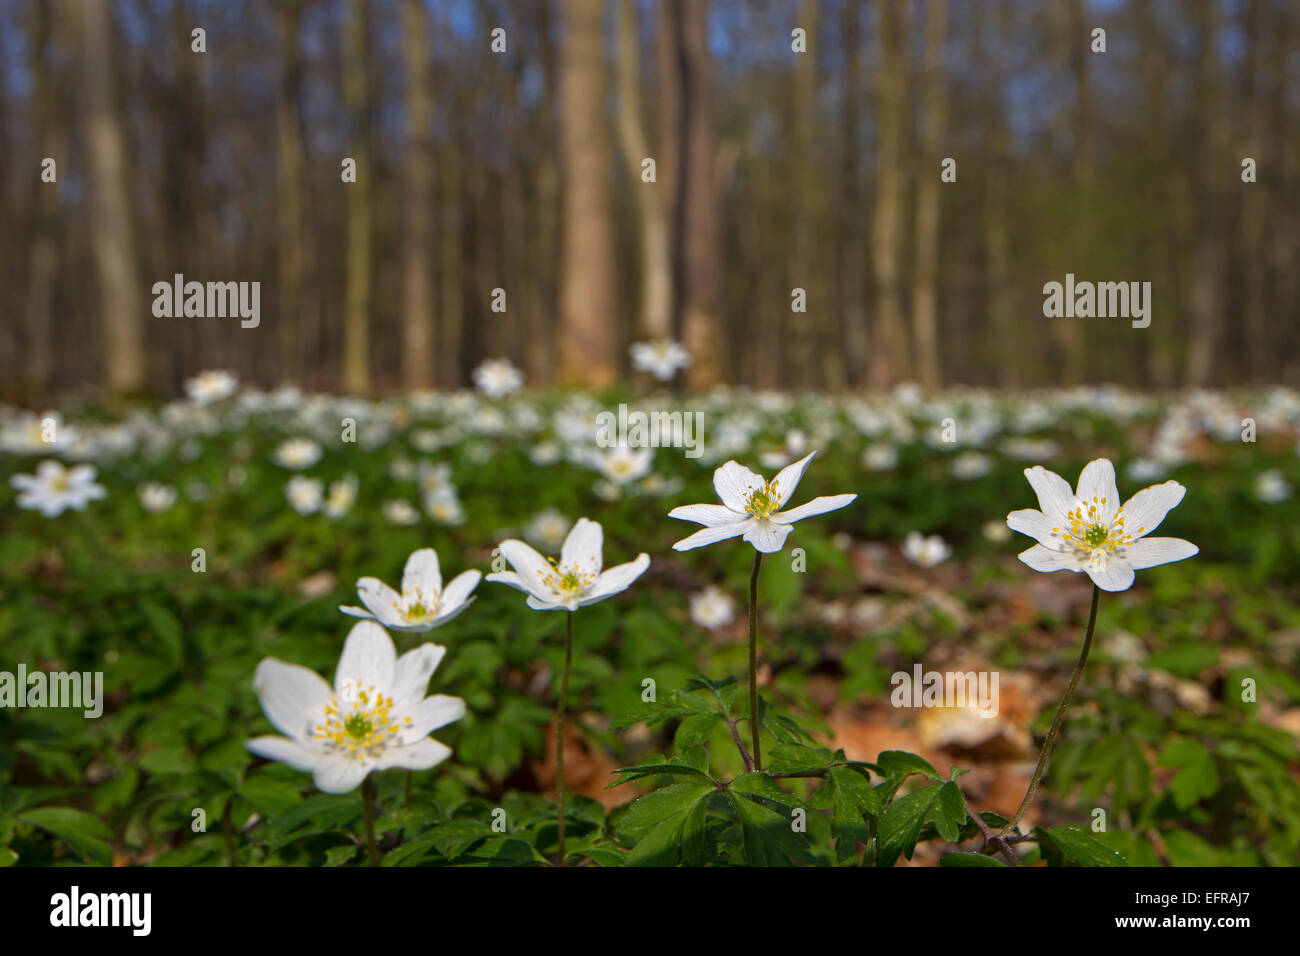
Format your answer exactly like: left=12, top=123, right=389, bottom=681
left=277, top=0, right=306, bottom=386
left=558, top=0, right=616, bottom=386
left=401, top=0, right=435, bottom=389
left=617, top=0, right=673, bottom=344
left=868, top=0, right=911, bottom=388
left=77, top=0, right=145, bottom=395
left=912, top=0, right=947, bottom=394
left=342, top=0, right=372, bottom=393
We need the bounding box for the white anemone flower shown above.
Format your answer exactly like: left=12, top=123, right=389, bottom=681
left=902, top=531, right=951, bottom=567
left=488, top=517, right=649, bottom=611
left=11, top=461, right=106, bottom=517
left=341, top=548, right=481, bottom=633
left=138, top=481, right=178, bottom=513
left=472, top=358, right=524, bottom=397
left=689, top=585, right=735, bottom=630
left=669, top=451, right=856, bottom=554
left=630, top=340, right=691, bottom=381
left=285, top=476, right=323, bottom=515
left=246, top=621, right=465, bottom=793
left=275, top=437, right=323, bottom=470
left=1007, top=458, right=1198, bottom=592
left=184, top=369, right=238, bottom=405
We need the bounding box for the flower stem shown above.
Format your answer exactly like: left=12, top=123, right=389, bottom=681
left=361, top=775, right=380, bottom=866
left=555, top=609, right=575, bottom=865
left=748, top=551, right=764, bottom=772
left=1001, top=583, right=1101, bottom=837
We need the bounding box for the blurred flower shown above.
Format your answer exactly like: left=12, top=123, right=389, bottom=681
left=341, top=548, right=480, bottom=632
left=0, top=410, right=79, bottom=454
left=246, top=621, right=464, bottom=793
left=1007, top=458, right=1197, bottom=592
left=138, top=481, right=177, bottom=514
left=952, top=451, right=993, bottom=480
left=324, top=473, right=359, bottom=520
left=862, top=444, right=899, bottom=471
left=184, top=369, right=238, bottom=405
left=669, top=451, right=856, bottom=554
left=489, top=517, right=649, bottom=611
left=1254, top=469, right=1292, bottom=503
left=689, top=585, right=735, bottom=630
left=274, top=437, right=322, bottom=470
left=525, top=508, right=570, bottom=552
left=630, top=340, right=691, bottom=381
left=472, top=358, right=524, bottom=397
left=382, top=499, right=421, bottom=526
left=285, top=476, right=324, bottom=515
left=11, top=461, right=106, bottom=517
left=902, top=531, right=951, bottom=567
left=423, top=488, right=466, bottom=526
left=594, top=444, right=654, bottom=486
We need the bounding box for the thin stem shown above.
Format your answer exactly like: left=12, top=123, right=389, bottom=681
left=361, top=775, right=380, bottom=866
left=747, top=551, right=764, bottom=772
left=555, top=609, right=575, bottom=865
left=1001, top=583, right=1101, bottom=837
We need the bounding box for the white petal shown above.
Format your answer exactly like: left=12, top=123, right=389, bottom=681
left=1086, top=560, right=1135, bottom=592
left=356, top=577, right=403, bottom=627
left=668, top=503, right=744, bottom=526
left=1024, top=466, right=1075, bottom=522
left=1017, top=544, right=1084, bottom=574
left=561, top=517, right=604, bottom=575
left=672, top=520, right=749, bottom=551
left=713, top=460, right=766, bottom=512
left=1074, top=459, right=1120, bottom=520
left=525, top=594, right=567, bottom=611
left=497, top=539, right=556, bottom=600
left=252, top=658, right=334, bottom=741
left=391, top=642, right=448, bottom=708
left=580, top=553, right=651, bottom=605
left=1125, top=536, right=1198, bottom=570
left=743, top=519, right=794, bottom=553
left=772, top=493, right=856, bottom=524
left=339, top=605, right=375, bottom=620
left=312, top=757, right=371, bottom=794
left=1119, top=480, right=1186, bottom=538
left=406, top=694, right=467, bottom=737
left=1006, top=508, right=1058, bottom=546
left=485, top=570, right=531, bottom=594
left=402, top=548, right=442, bottom=595
left=246, top=735, right=318, bottom=772
left=373, top=738, right=453, bottom=773
left=439, top=568, right=481, bottom=611
left=770, top=451, right=817, bottom=507
left=334, top=621, right=397, bottom=695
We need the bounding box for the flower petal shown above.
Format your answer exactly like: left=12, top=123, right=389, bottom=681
left=742, top=518, right=794, bottom=553
left=770, top=451, right=817, bottom=507
left=668, top=503, right=744, bottom=526
left=402, top=548, right=442, bottom=596
left=1017, top=544, right=1083, bottom=574
left=334, top=621, right=397, bottom=696
left=406, top=694, right=466, bottom=737
left=713, top=460, right=767, bottom=512
left=312, top=757, right=371, bottom=794
left=391, top=642, right=448, bottom=709
left=672, top=521, right=749, bottom=552
left=581, top=553, right=651, bottom=605
left=561, top=517, right=604, bottom=575
left=372, top=738, right=453, bottom=773
left=1119, top=480, right=1186, bottom=538
left=246, top=734, right=317, bottom=772
left=356, top=577, right=403, bottom=627
left=1086, top=559, right=1135, bottom=592
left=1125, top=536, right=1198, bottom=570
left=252, top=658, right=334, bottom=741
left=772, top=493, right=856, bottom=524
left=1023, top=466, right=1075, bottom=522
left=338, top=605, right=375, bottom=620
left=1006, top=508, right=1058, bottom=546
left=496, top=539, right=556, bottom=600
left=1075, top=458, right=1120, bottom=520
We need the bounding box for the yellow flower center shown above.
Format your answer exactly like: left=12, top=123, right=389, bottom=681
left=1051, top=496, right=1145, bottom=562
left=539, top=557, right=596, bottom=597
left=745, top=482, right=779, bottom=519
left=313, top=683, right=412, bottom=762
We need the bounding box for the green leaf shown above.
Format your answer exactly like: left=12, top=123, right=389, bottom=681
left=934, top=781, right=968, bottom=844
left=610, top=759, right=711, bottom=787
left=625, top=783, right=714, bottom=867
left=1157, top=739, right=1219, bottom=810
left=766, top=742, right=832, bottom=775
left=876, top=751, right=940, bottom=780
left=876, top=784, right=941, bottom=866
left=829, top=766, right=882, bottom=818
left=1033, top=825, right=1129, bottom=867
left=940, top=851, right=1005, bottom=867
left=727, top=793, right=813, bottom=866
left=674, top=713, right=720, bottom=750
left=18, top=808, right=113, bottom=866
